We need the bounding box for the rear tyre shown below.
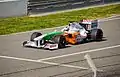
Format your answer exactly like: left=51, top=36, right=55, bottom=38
left=91, top=29, right=103, bottom=41
left=30, top=32, right=42, bottom=41
left=52, top=35, right=66, bottom=48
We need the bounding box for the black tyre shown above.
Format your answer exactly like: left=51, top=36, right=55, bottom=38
left=30, top=32, right=42, bottom=41
left=52, top=35, right=66, bottom=48
left=23, top=41, right=27, bottom=46
left=91, top=29, right=103, bottom=41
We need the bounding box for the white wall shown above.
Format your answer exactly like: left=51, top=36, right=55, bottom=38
left=0, top=0, right=28, bottom=17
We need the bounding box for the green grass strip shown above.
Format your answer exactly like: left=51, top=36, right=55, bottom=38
left=0, top=4, right=120, bottom=35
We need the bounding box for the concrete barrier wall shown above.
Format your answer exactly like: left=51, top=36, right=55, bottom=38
left=0, top=0, right=28, bottom=17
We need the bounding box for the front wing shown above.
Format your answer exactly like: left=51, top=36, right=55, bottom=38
left=23, top=41, right=58, bottom=50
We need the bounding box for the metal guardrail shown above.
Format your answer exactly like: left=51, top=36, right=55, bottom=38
left=27, top=0, right=120, bottom=14
left=28, top=0, right=120, bottom=6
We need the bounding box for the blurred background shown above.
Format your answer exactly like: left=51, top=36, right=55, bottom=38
left=28, top=0, right=120, bottom=14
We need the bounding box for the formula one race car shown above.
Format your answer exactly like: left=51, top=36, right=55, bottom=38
left=61, top=19, right=103, bottom=44
left=23, top=19, right=103, bottom=49
left=23, top=31, right=66, bottom=50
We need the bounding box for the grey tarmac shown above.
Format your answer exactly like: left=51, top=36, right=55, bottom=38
left=0, top=16, right=120, bottom=77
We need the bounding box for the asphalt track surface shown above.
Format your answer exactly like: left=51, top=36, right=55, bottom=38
left=0, top=16, right=120, bottom=77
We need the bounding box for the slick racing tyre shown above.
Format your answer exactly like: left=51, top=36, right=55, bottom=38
left=53, top=35, right=66, bottom=48
left=30, top=32, right=42, bottom=41
left=91, top=29, right=103, bottom=41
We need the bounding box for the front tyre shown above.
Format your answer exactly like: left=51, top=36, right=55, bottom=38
left=30, top=32, right=42, bottom=41
left=53, top=35, right=66, bottom=48
left=23, top=41, right=27, bottom=46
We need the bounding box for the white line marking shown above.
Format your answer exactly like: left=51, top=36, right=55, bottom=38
left=1, top=45, right=119, bottom=71
left=40, top=61, right=102, bottom=72
left=0, top=55, right=89, bottom=70
left=39, top=61, right=89, bottom=70
left=84, top=54, right=97, bottom=72
left=37, top=44, right=120, bottom=61
left=0, top=56, right=36, bottom=62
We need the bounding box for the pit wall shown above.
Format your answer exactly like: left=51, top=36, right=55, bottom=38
left=0, top=0, right=28, bottom=17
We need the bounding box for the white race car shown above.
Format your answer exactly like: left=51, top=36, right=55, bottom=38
left=23, top=19, right=103, bottom=49
left=61, top=19, right=103, bottom=44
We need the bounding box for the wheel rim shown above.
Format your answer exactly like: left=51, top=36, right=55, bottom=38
left=59, top=36, right=66, bottom=48
left=61, top=37, right=66, bottom=46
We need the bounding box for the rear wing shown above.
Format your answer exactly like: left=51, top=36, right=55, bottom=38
left=80, top=19, right=99, bottom=30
